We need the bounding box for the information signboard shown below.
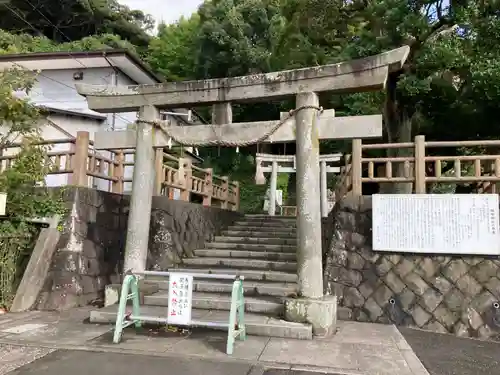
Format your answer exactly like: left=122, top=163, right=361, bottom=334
left=372, top=194, right=500, bottom=255
left=167, top=273, right=193, bottom=325
left=0, top=192, right=5, bottom=216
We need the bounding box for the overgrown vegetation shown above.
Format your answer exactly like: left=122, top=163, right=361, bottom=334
left=0, top=68, right=65, bottom=308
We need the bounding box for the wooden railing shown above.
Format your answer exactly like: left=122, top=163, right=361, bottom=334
left=0, top=131, right=239, bottom=210
left=336, top=135, right=500, bottom=197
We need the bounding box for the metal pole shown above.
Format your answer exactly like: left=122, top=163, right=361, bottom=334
left=320, top=161, right=328, bottom=217
left=123, top=105, right=159, bottom=273
left=295, top=92, right=324, bottom=298
left=268, top=160, right=278, bottom=216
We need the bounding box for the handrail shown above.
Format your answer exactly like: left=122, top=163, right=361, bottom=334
left=0, top=131, right=240, bottom=210
left=338, top=135, right=500, bottom=196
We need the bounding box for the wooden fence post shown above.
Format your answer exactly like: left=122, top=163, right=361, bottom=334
left=70, top=131, right=90, bottom=187
left=154, top=148, right=164, bottom=196
left=351, top=139, right=362, bottom=196
left=203, top=168, right=213, bottom=206
left=221, top=176, right=229, bottom=209
left=180, top=157, right=192, bottom=201
left=414, top=135, right=426, bottom=193
left=233, top=181, right=240, bottom=211
left=111, top=150, right=124, bottom=194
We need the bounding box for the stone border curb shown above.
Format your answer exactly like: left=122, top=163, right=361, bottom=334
left=391, top=326, right=430, bottom=375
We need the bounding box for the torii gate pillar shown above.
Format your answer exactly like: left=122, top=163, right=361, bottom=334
left=284, top=93, right=338, bottom=336
left=123, top=105, right=159, bottom=274
left=295, top=92, right=323, bottom=298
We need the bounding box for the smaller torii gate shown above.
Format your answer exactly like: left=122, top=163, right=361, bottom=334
left=255, top=151, right=342, bottom=217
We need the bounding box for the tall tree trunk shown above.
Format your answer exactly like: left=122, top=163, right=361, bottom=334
left=382, top=73, right=414, bottom=194
left=287, top=173, right=297, bottom=206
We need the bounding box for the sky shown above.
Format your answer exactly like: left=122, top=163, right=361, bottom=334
left=120, top=0, right=204, bottom=27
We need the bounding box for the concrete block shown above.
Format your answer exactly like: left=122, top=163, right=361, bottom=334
left=285, top=295, right=337, bottom=337
left=104, top=284, right=121, bottom=307
left=105, top=281, right=159, bottom=306
left=10, top=228, right=61, bottom=312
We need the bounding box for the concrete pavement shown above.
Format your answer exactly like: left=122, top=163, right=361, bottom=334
left=0, top=308, right=428, bottom=375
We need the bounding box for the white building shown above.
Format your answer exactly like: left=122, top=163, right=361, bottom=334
left=0, top=49, right=202, bottom=191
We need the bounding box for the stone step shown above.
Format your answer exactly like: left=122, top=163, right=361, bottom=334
left=214, top=236, right=297, bottom=245
left=222, top=230, right=296, bottom=238
left=194, top=249, right=296, bottom=261
left=182, top=257, right=297, bottom=272
left=234, top=221, right=297, bottom=228
left=89, top=304, right=312, bottom=340
left=144, top=291, right=283, bottom=315
left=145, top=279, right=298, bottom=297
left=205, top=242, right=296, bottom=252
left=227, top=226, right=296, bottom=233
left=168, top=268, right=298, bottom=283
left=244, top=215, right=297, bottom=220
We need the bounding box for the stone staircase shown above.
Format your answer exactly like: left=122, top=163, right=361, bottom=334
left=90, top=215, right=313, bottom=339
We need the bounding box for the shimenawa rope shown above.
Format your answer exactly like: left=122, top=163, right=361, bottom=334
left=135, top=105, right=323, bottom=147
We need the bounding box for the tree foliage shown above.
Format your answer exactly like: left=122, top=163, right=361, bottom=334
left=0, top=68, right=65, bottom=220
left=0, top=0, right=153, bottom=48
left=147, top=0, right=500, bottom=196
left=0, top=30, right=139, bottom=55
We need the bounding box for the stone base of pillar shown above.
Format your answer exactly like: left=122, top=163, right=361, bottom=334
left=285, top=295, right=337, bottom=337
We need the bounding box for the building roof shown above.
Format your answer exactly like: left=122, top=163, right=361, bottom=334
left=38, top=104, right=107, bottom=120
left=0, top=49, right=163, bottom=84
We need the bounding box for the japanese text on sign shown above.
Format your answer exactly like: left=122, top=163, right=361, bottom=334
left=372, top=194, right=500, bottom=255
left=167, top=273, right=193, bottom=325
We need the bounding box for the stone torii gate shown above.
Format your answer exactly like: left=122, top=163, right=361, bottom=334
left=255, top=151, right=342, bottom=217
left=76, top=46, right=409, bottom=335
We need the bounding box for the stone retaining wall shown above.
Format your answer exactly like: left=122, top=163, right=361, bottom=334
left=323, top=195, right=500, bottom=340
left=35, top=187, right=243, bottom=311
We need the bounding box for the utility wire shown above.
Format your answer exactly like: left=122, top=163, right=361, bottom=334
left=3, top=2, right=88, bottom=69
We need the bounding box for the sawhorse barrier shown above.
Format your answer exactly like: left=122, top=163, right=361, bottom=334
left=113, top=270, right=246, bottom=355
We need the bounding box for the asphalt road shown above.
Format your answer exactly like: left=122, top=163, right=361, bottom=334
left=3, top=349, right=344, bottom=375
left=399, top=327, right=500, bottom=375
left=6, top=350, right=254, bottom=375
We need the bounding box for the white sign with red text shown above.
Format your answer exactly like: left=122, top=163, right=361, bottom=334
left=167, top=273, right=193, bottom=325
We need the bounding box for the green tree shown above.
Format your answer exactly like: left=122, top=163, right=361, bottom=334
left=0, top=30, right=139, bottom=55
left=0, top=67, right=64, bottom=219
left=0, top=0, right=153, bottom=48
left=148, top=0, right=500, bottom=196
left=148, top=15, right=200, bottom=81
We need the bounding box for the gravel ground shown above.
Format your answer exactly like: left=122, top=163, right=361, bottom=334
left=0, top=344, right=55, bottom=375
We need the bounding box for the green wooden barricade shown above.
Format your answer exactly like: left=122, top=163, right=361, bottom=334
left=112, top=271, right=246, bottom=355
